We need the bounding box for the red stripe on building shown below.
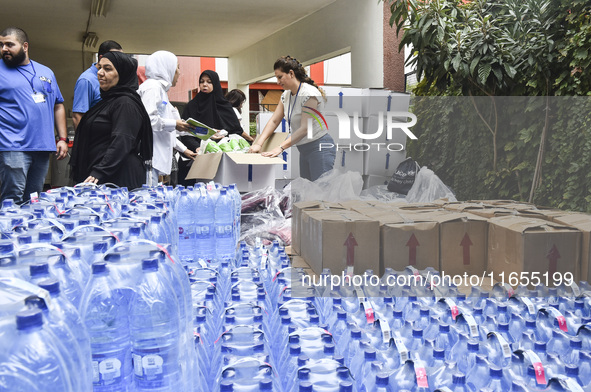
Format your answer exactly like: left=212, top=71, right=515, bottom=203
left=310, top=62, right=324, bottom=86
left=200, top=57, right=216, bottom=73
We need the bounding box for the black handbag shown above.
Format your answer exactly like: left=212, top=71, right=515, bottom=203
left=387, top=158, right=420, bottom=194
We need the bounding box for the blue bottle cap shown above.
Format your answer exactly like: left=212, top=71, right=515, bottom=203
left=38, top=231, right=52, bottom=242
left=0, top=256, right=16, bottom=267
left=452, top=373, right=466, bottom=384
left=0, top=240, right=14, bottom=253
left=324, top=343, right=335, bottom=354
left=299, top=382, right=313, bottom=392
left=92, top=262, right=108, bottom=275
left=16, top=308, right=43, bottom=331
left=298, top=368, right=310, bottom=380
left=467, top=340, right=479, bottom=352
left=297, top=354, right=309, bottom=367
left=534, top=341, right=546, bottom=351
left=376, top=372, right=389, bottom=386
left=498, top=322, right=510, bottom=332
left=259, top=378, right=273, bottom=390
left=364, top=348, right=377, bottom=360
left=339, top=381, right=353, bottom=392
left=439, top=323, right=450, bottom=332
left=24, top=296, right=48, bottom=310
left=17, top=235, right=32, bottom=244
left=565, top=365, right=578, bottom=377
left=220, top=380, right=233, bottom=392
left=412, top=328, right=423, bottom=338
left=290, top=344, right=301, bottom=355
left=571, top=337, right=583, bottom=349
left=337, top=311, right=347, bottom=320
left=334, top=355, right=345, bottom=365
left=29, top=263, right=49, bottom=277
left=38, top=278, right=60, bottom=296
left=351, top=328, right=362, bottom=339
left=433, top=348, right=445, bottom=359
left=142, top=258, right=159, bottom=271
left=489, top=366, right=502, bottom=378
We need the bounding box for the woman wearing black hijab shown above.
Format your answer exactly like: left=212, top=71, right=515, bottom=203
left=177, top=70, right=242, bottom=185
left=70, top=51, right=153, bottom=189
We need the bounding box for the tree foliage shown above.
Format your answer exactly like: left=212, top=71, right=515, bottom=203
left=384, top=0, right=591, bottom=211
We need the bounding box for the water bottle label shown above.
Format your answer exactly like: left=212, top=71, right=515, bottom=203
left=133, top=353, right=164, bottom=379
left=545, top=307, right=568, bottom=332
left=355, top=287, right=366, bottom=303
left=393, top=331, right=409, bottom=363
left=503, top=283, right=515, bottom=297
left=443, top=298, right=459, bottom=320
left=487, top=331, right=512, bottom=358
left=462, top=313, right=479, bottom=338
left=93, top=354, right=124, bottom=386
left=522, top=350, right=546, bottom=386
left=520, top=297, right=536, bottom=315
left=412, top=353, right=429, bottom=388
left=378, top=318, right=391, bottom=344
left=195, top=225, right=210, bottom=237
left=570, top=281, right=581, bottom=297
left=215, top=224, right=233, bottom=237
left=363, top=301, right=375, bottom=324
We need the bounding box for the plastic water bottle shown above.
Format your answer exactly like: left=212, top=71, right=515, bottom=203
left=227, top=184, right=241, bottom=245
left=37, top=278, right=92, bottom=379
left=466, top=354, right=491, bottom=391
left=80, top=262, right=133, bottom=391
left=176, top=190, right=194, bottom=263
left=7, top=308, right=74, bottom=391
left=129, top=258, right=182, bottom=391
left=195, top=187, right=214, bottom=262
left=215, top=189, right=236, bottom=261
left=483, top=366, right=510, bottom=392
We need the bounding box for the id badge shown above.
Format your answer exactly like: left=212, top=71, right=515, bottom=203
left=32, top=93, right=46, bottom=103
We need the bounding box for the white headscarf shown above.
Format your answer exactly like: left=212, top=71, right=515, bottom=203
left=145, top=50, right=177, bottom=91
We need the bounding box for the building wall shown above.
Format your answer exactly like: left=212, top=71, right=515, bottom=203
left=382, top=1, right=406, bottom=92
left=228, top=0, right=384, bottom=88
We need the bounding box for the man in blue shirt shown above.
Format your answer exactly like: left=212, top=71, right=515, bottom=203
left=71, top=40, right=122, bottom=129
left=0, top=27, right=68, bottom=203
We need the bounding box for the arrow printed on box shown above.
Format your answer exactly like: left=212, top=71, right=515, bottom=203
left=282, top=151, right=288, bottom=171
left=344, top=232, right=358, bottom=268
left=339, top=91, right=343, bottom=108
left=406, top=233, right=419, bottom=266
left=387, top=95, right=392, bottom=111
left=385, top=153, right=390, bottom=170
left=547, top=244, right=560, bottom=275
left=341, top=150, right=346, bottom=167
left=460, top=233, right=473, bottom=265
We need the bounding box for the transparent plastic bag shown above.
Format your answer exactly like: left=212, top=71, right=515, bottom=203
left=290, top=169, right=363, bottom=203
left=405, top=167, right=457, bottom=203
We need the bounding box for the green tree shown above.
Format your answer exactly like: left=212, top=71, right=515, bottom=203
left=384, top=0, right=591, bottom=210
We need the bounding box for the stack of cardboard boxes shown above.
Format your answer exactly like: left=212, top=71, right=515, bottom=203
left=292, top=199, right=587, bottom=285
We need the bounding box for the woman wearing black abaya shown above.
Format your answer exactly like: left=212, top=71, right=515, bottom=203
left=177, top=70, right=242, bottom=186
left=70, top=51, right=152, bottom=190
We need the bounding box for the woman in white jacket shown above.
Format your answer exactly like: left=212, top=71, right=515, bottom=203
left=138, top=50, right=197, bottom=186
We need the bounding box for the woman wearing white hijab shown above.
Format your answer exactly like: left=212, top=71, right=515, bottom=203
left=138, top=50, right=197, bottom=186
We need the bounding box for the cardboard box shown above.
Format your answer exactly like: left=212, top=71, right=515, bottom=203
left=292, top=201, right=348, bottom=255
left=362, top=89, right=411, bottom=117
left=301, top=210, right=380, bottom=276
left=380, top=211, right=439, bottom=272
left=426, top=212, right=489, bottom=278
left=487, top=216, right=581, bottom=284
left=362, top=114, right=408, bottom=177
left=186, top=133, right=287, bottom=192
left=552, top=213, right=591, bottom=283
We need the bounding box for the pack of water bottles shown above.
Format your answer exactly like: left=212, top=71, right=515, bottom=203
left=2, top=183, right=591, bottom=392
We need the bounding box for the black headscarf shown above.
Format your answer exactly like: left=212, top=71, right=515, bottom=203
left=70, top=52, right=153, bottom=182
left=182, top=70, right=242, bottom=134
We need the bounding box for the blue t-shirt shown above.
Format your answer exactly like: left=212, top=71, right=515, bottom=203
left=0, top=59, right=64, bottom=151
left=72, top=63, right=100, bottom=113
